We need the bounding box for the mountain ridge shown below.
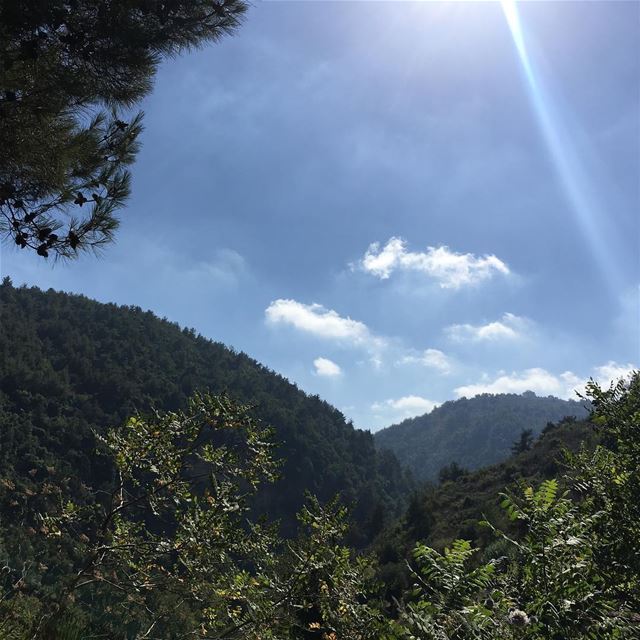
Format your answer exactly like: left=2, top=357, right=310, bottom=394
left=374, top=391, right=589, bottom=482
left=0, top=279, right=411, bottom=543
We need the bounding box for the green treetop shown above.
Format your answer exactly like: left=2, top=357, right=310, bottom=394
left=0, top=0, right=247, bottom=259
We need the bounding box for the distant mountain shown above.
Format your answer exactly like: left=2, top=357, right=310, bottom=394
left=0, top=279, right=411, bottom=544
left=374, top=392, right=589, bottom=482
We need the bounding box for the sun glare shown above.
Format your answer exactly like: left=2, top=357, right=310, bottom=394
left=500, top=0, right=621, bottom=291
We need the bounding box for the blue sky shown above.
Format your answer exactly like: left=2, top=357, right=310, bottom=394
left=2, top=1, right=638, bottom=430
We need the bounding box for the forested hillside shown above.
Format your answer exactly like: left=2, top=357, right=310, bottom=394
left=0, top=279, right=410, bottom=543
left=374, top=416, right=598, bottom=600
left=374, top=391, right=589, bottom=482
left=1, top=279, right=638, bottom=638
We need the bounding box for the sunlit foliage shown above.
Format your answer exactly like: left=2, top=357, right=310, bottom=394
left=391, top=373, right=639, bottom=639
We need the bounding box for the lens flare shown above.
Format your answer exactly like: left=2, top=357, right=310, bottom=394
left=501, top=0, right=621, bottom=290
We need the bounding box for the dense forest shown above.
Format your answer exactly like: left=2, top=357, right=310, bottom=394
left=0, top=279, right=411, bottom=544
left=374, top=392, right=589, bottom=482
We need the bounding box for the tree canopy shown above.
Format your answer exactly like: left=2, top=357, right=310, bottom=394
left=0, top=0, right=247, bottom=258
left=0, top=281, right=638, bottom=638
left=0, top=393, right=386, bottom=638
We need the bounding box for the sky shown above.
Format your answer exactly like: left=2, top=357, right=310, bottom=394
left=2, top=1, right=638, bottom=430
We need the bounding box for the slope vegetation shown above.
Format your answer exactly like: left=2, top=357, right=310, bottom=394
left=374, top=392, right=589, bottom=482
left=0, top=279, right=410, bottom=543
left=375, top=417, right=598, bottom=600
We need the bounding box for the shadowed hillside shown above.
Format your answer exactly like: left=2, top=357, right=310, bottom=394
left=0, top=278, right=411, bottom=543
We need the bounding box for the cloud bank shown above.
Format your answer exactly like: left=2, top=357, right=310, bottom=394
left=358, top=237, right=510, bottom=289
left=454, top=361, right=636, bottom=399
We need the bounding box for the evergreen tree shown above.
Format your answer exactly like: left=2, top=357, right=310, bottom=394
left=511, top=427, right=534, bottom=455
left=0, top=0, right=247, bottom=258
left=405, top=491, right=434, bottom=538
left=438, top=461, right=468, bottom=484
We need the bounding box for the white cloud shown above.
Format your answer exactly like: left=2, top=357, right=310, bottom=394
left=591, top=361, right=637, bottom=387
left=372, top=395, right=439, bottom=420
left=455, top=368, right=572, bottom=398
left=313, top=357, right=342, bottom=377
left=454, top=361, right=637, bottom=399
left=265, top=299, right=386, bottom=351
left=446, top=313, right=529, bottom=343
left=401, top=348, right=453, bottom=374
left=358, top=237, right=510, bottom=289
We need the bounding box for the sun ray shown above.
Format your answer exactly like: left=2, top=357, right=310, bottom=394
left=501, top=0, right=622, bottom=291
